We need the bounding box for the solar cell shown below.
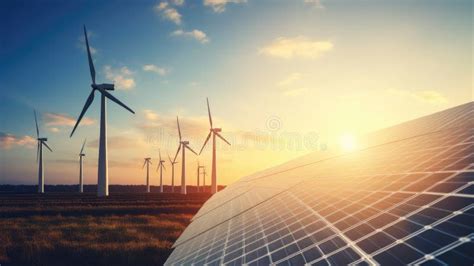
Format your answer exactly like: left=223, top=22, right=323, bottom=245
left=165, top=102, right=474, bottom=265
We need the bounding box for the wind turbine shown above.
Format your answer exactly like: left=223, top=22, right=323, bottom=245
left=34, top=110, right=52, bottom=193
left=199, top=98, right=231, bottom=194
left=156, top=150, right=166, bottom=193
left=168, top=153, right=178, bottom=193
left=70, top=25, right=135, bottom=197
left=197, top=162, right=205, bottom=192
left=78, top=138, right=86, bottom=193
left=174, top=117, right=198, bottom=194
left=202, top=167, right=207, bottom=193
left=142, top=158, right=152, bottom=193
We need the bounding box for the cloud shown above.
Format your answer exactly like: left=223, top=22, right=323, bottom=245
left=0, top=132, right=35, bottom=149
left=143, top=109, right=160, bottom=121
left=171, top=0, right=185, bottom=5
left=304, top=0, right=324, bottom=9
left=277, top=72, right=302, bottom=87
left=171, top=29, right=210, bottom=44
left=104, top=66, right=136, bottom=90
left=48, top=127, right=60, bottom=133
left=277, top=73, right=308, bottom=97
left=387, top=89, right=448, bottom=105
left=203, top=0, right=246, bottom=13
left=44, top=112, right=95, bottom=127
left=143, top=64, right=170, bottom=76
left=77, top=31, right=97, bottom=55
left=260, top=37, right=333, bottom=59
left=154, top=1, right=182, bottom=25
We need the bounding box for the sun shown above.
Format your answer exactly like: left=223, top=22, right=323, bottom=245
left=339, top=133, right=357, bottom=152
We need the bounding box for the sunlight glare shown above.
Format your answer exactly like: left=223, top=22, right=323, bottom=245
left=339, top=133, right=357, bottom=152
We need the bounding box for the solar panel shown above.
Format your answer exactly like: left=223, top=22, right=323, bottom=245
left=165, top=102, right=474, bottom=265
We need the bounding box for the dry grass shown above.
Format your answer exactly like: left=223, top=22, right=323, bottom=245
left=0, top=193, right=209, bottom=266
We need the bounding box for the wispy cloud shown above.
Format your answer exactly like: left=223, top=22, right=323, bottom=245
left=304, top=0, right=324, bottom=9
left=171, top=29, right=210, bottom=44
left=387, top=89, right=448, bottom=105
left=203, top=0, right=247, bottom=13
left=171, top=0, right=185, bottom=6
left=104, top=66, right=136, bottom=90
left=48, top=127, right=60, bottom=133
left=260, top=37, right=333, bottom=59
left=143, top=109, right=160, bottom=121
left=44, top=112, right=95, bottom=127
left=0, top=132, right=35, bottom=149
left=143, top=64, right=170, bottom=76
left=277, top=72, right=308, bottom=97
left=77, top=31, right=97, bottom=55
left=277, top=72, right=302, bottom=87
left=154, top=1, right=182, bottom=25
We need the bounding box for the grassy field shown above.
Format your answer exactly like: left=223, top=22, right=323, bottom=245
left=0, top=192, right=210, bottom=266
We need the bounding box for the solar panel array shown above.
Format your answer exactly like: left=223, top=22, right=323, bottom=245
left=165, top=102, right=474, bottom=265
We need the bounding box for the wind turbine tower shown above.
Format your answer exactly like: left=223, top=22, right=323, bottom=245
left=197, top=162, right=205, bottom=192
left=199, top=98, right=231, bottom=194
left=70, top=25, right=135, bottom=197
left=34, top=110, right=53, bottom=193
left=78, top=139, right=86, bottom=193
left=174, top=117, right=198, bottom=194
left=142, top=158, right=152, bottom=193
left=157, top=150, right=166, bottom=193
left=202, top=167, right=207, bottom=192
left=168, top=153, right=178, bottom=193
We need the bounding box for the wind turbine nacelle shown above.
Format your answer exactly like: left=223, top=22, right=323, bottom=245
left=80, top=153, right=86, bottom=156
left=38, top=138, right=48, bottom=141
left=93, top=83, right=115, bottom=91
left=213, top=128, right=222, bottom=133
left=182, top=141, right=189, bottom=145
left=145, top=157, right=151, bottom=160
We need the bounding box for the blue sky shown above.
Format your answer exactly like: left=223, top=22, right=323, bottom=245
left=0, top=0, right=472, bottom=185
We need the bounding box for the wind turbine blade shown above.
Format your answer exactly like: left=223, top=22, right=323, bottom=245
left=159, top=149, right=162, bottom=161
left=83, top=25, right=96, bottom=84
left=70, top=90, right=95, bottom=137
left=173, top=144, right=181, bottom=163
left=176, top=116, right=182, bottom=141
left=80, top=138, right=87, bottom=153
left=199, top=131, right=212, bottom=155
left=215, top=132, right=231, bottom=146
left=186, top=145, right=198, bottom=155
left=142, top=160, right=146, bottom=169
left=98, top=88, right=135, bottom=114
left=34, top=110, right=39, bottom=138
left=168, top=153, right=172, bottom=163
left=43, top=141, right=53, bottom=152
left=207, top=97, right=213, bottom=128
left=162, top=163, right=166, bottom=171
